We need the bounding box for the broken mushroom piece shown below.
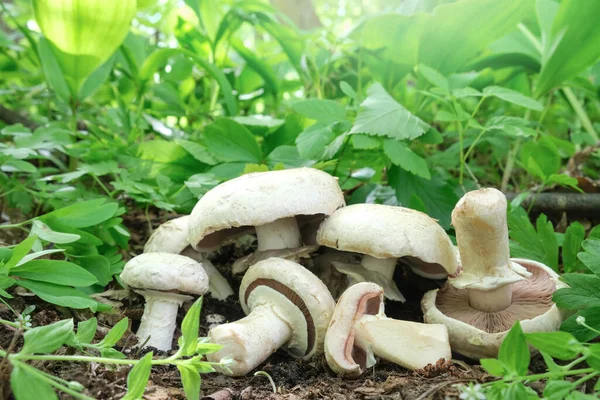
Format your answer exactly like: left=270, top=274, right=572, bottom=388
left=325, top=282, right=451, bottom=378
left=188, top=168, right=345, bottom=274
left=316, top=204, right=458, bottom=301
left=206, top=257, right=335, bottom=376
left=120, top=253, right=209, bottom=351
left=422, top=188, right=568, bottom=359
left=144, top=215, right=234, bottom=301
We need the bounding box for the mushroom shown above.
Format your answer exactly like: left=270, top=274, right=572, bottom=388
left=120, top=253, right=209, bottom=351
left=144, top=216, right=234, bottom=300
left=316, top=204, right=458, bottom=301
left=422, top=188, right=568, bottom=359
left=188, top=168, right=345, bottom=274
left=206, top=257, right=335, bottom=376
left=325, top=282, right=451, bottom=378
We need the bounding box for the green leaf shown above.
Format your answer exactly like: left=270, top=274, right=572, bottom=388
left=121, top=352, right=152, bottom=400
left=587, top=344, right=600, bottom=371
left=524, top=331, right=580, bottom=360
left=480, top=358, right=507, bottom=377
left=579, top=239, right=600, bottom=276
left=350, top=83, right=429, bottom=140
left=352, top=135, right=380, bottom=149
left=40, top=199, right=118, bottom=228
left=383, top=139, right=430, bottom=179
left=76, top=318, right=98, bottom=344
left=180, top=297, right=203, bottom=356
left=78, top=255, right=112, bottom=286
left=78, top=53, right=116, bottom=100
left=563, top=222, right=586, bottom=272
left=2, top=236, right=37, bottom=272
left=204, top=119, right=261, bottom=163
left=177, top=140, right=218, bottom=166
left=140, top=48, right=238, bottom=116
left=266, top=146, right=312, bottom=169
left=554, top=274, right=600, bottom=309
left=37, top=37, right=70, bottom=101
left=177, top=365, right=201, bottom=400
left=100, top=348, right=127, bottom=359
left=295, top=123, right=336, bottom=160
left=505, top=382, right=529, bottom=399
left=535, top=214, right=558, bottom=270
left=544, top=380, right=575, bottom=400
left=418, top=64, right=449, bottom=92
left=21, top=319, right=74, bottom=355
left=535, top=1, right=600, bottom=96
left=11, top=364, right=59, bottom=400
left=498, top=323, right=529, bottom=376
left=520, top=137, right=560, bottom=182
left=292, top=99, right=345, bottom=124
left=30, top=220, right=80, bottom=244
left=560, top=308, right=600, bottom=341
left=388, top=166, right=457, bottom=229
left=98, top=318, right=129, bottom=348
left=33, top=0, right=136, bottom=95
left=11, top=260, right=98, bottom=286
left=231, top=38, right=279, bottom=98
left=546, top=174, right=580, bottom=191
left=483, top=86, right=543, bottom=111
left=17, top=279, right=98, bottom=311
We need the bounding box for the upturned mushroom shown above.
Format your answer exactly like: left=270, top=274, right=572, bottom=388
left=206, top=257, right=335, bottom=376
left=325, top=282, right=451, bottom=378
left=316, top=204, right=458, bottom=301
left=120, top=253, right=209, bottom=351
left=144, top=215, right=234, bottom=300
left=422, top=188, right=568, bottom=359
left=188, top=168, right=345, bottom=274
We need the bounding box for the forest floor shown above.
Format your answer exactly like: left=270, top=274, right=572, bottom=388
left=0, top=210, right=555, bottom=400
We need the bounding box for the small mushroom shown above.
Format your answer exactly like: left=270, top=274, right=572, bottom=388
left=120, top=253, right=209, bottom=351
left=206, top=257, right=335, bottom=376
left=316, top=204, right=458, bottom=301
left=188, top=168, right=345, bottom=274
left=325, top=282, right=451, bottom=378
left=144, top=216, right=234, bottom=300
left=422, top=188, right=568, bottom=359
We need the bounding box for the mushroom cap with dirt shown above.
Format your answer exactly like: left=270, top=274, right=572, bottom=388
left=144, top=215, right=234, bottom=300
left=187, top=168, right=345, bottom=272
left=316, top=204, right=458, bottom=301
left=120, top=253, right=209, bottom=351
left=206, top=257, right=336, bottom=376
left=421, top=188, right=568, bottom=359
left=325, top=282, right=451, bottom=378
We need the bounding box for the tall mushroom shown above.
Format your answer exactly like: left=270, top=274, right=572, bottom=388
left=325, top=282, right=451, bottom=378
left=120, top=253, right=209, bottom=351
left=206, top=257, right=335, bottom=376
left=316, top=204, right=458, bottom=301
left=188, top=168, right=345, bottom=274
left=422, top=188, right=568, bottom=359
left=144, top=215, right=234, bottom=300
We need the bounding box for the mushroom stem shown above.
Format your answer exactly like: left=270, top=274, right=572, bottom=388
left=255, top=217, right=301, bottom=251
left=353, top=314, right=451, bottom=370
left=361, top=255, right=397, bottom=280
left=201, top=259, right=235, bottom=300
left=136, top=290, right=191, bottom=351
left=468, top=285, right=513, bottom=312
left=207, top=304, right=292, bottom=376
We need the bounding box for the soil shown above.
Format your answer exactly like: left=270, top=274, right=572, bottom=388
left=0, top=210, right=596, bottom=400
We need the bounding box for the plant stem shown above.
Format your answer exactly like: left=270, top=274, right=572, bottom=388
left=91, top=175, right=113, bottom=198
left=572, top=371, right=599, bottom=387
left=457, top=120, right=466, bottom=186
left=517, top=23, right=542, bottom=54
left=11, top=353, right=225, bottom=367
left=518, top=367, right=594, bottom=382
left=0, top=219, right=31, bottom=231
left=563, top=87, right=599, bottom=141
left=0, top=318, right=20, bottom=328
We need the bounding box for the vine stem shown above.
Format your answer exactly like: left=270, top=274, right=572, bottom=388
left=563, top=87, right=599, bottom=141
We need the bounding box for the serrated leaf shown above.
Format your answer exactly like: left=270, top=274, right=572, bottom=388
left=121, top=352, right=152, bottom=400
left=579, top=239, right=600, bottom=276
left=383, top=139, right=430, bottom=179
left=350, top=83, right=429, bottom=140
left=563, top=222, right=585, bottom=273
left=21, top=319, right=74, bottom=355
left=560, top=308, right=600, bottom=342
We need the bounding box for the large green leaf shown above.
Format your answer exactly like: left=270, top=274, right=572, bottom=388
left=32, top=0, right=136, bottom=95
left=203, top=119, right=262, bottom=163
left=383, top=139, right=431, bottom=180
left=350, top=83, right=429, bottom=140
left=535, top=0, right=600, bottom=96
left=11, top=260, right=98, bottom=286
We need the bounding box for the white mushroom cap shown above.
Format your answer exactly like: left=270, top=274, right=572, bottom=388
left=120, top=253, right=209, bottom=295
left=422, top=258, right=568, bottom=359
left=188, top=168, right=345, bottom=251
left=316, top=204, right=459, bottom=277
left=239, top=257, right=336, bottom=359
left=325, top=282, right=451, bottom=378
left=143, top=216, right=190, bottom=255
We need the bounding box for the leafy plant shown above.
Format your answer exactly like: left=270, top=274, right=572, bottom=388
left=463, top=322, right=600, bottom=399
left=1, top=297, right=229, bottom=400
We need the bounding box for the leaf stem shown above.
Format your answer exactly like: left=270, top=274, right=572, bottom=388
left=0, top=318, right=20, bottom=328
left=517, top=23, right=542, bottom=54
left=562, top=87, right=599, bottom=141
left=13, top=361, right=94, bottom=400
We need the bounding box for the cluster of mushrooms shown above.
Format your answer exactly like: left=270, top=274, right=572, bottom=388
left=119, top=167, right=568, bottom=378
